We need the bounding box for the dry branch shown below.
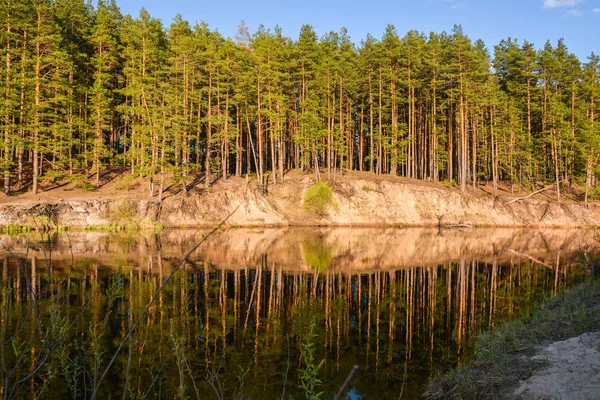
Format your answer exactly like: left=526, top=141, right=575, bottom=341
left=507, top=180, right=565, bottom=204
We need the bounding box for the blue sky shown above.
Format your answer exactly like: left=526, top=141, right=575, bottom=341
left=117, top=0, right=599, bottom=60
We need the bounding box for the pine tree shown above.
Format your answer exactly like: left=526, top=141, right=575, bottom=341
left=89, top=0, right=122, bottom=187
left=293, top=24, right=322, bottom=180
left=29, top=0, right=69, bottom=194
left=53, top=0, right=92, bottom=176
left=165, top=14, right=194, bottom=194
left=121, top=8, right=168, bottom=196
left=0, top=0, right=33, bottom=193
left=580, top=53, right=600, bottom=204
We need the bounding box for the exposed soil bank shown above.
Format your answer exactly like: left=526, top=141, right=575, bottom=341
left=0, top=172, right=599, bottom=228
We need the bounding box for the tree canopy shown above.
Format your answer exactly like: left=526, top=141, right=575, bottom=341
left=1, top=1, right=599, bottom=201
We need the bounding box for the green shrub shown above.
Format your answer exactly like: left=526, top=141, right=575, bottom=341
left=303, top=182, right=334, bottom=216
left=114, top=174, right=138, bottom=191
left=112, top=200, right=137, bottom=222
left=68, top=174, right=96, bottom=191
left=40, top=170, right=66, bottom=183
left=590, top=184, right=600, bottom=201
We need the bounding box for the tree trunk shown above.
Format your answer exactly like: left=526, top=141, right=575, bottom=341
left=390, top=79, right=397, bottom=175
left=257, top=78, right=264, bottom=190
left=491, top=105, right=498, bottom=198
left=459, top=84, right=466, bottom=193
left=552, top=128, right=561, bottom=203
left=448, top=100, right=453, bottom=182
left=584, top=152, right=593, bottom=206
left=33, top=32, right=41, bottom=195
left=369, top=74, right=374, bottom=173
left=205, top=72, right=212, bottom=188
left=4, top=18, right=11, bottom=195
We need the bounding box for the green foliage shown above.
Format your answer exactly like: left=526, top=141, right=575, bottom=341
left=56, top=225, right=68, bottom=232
left=0, top=0, right=598, bottom=202
left=111, top=200, right=137, bottom=221
left=2, top=224, right=32, bottom=234
left=301, top=238, right=333, bottom=272
left=114, top=174, right=139, bottom=191
left=40, top=170, right=67, bottom=183
left=68, top=174, right=96, bottom=191
left=589, top=185, right=600, bottom=201
left=303, top=182, right=334, bottom=216
left=299, top=318, right=325, bottom=400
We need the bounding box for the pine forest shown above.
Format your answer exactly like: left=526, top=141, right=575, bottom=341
left=1, top=0, right=599, bottom=203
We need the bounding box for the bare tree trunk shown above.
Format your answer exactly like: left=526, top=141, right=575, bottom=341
left=33, top=33, right=41, bottom=195
left=491, top=105, right=498, bottom=198
left=584, top=152, right=593, bottom=206
left=390, top=79, right=397, bottom=175
left=369, top=74, right=374, bottom=173
left=205, top=72, right=212, bottom=188
left=4, top=19, right=11, bottom=195
left=472, top=112, right=477, bottom=191
left=552, top=129, right=561, bottom=203
left=448, top=101, right=453, bottom=182
left=459, top=85, right=466, bottom=193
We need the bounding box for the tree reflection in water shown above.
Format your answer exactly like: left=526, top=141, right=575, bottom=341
left=0, top=228, right=594, bottom=399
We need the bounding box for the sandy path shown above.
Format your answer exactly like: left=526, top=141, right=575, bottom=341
left=511, top=332, right=600, bottom=400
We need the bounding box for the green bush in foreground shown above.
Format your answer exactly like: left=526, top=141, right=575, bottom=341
left=303, top=182, right=334, bottom=216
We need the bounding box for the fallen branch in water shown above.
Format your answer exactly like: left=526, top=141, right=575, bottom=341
left=506, top=248, right=552, bottom=269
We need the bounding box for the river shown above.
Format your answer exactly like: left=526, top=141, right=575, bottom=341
left=0, top=227, right=597, bottom=399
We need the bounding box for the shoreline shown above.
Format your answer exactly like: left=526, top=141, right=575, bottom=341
left=2, top=222, right=600, bottom=233
left=1, top=172, right=599, bottom=230
left=423, top=278, right=600, bottom=400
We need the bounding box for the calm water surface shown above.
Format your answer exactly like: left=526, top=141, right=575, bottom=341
left=0, top=227, right=596, bottom=399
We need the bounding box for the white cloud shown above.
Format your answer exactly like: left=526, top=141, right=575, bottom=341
left=566, top=9, right=582, bottom=16
left=543, top=0, right=581, bottom=8
left=594, top=8, right=600, bottom=12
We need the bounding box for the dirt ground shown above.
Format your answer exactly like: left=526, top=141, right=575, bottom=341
left=0, top=167, right=591, bottom=205
left=1, top=168, right=599, bottom=229
left=510, top=332, right=600, bottom=400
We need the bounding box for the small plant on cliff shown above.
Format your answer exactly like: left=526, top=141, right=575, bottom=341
left=303, top=182, right=334, bottom=216
left=590, top=185, right=600, bottom=201
left=112, top=200, right=137, bottom=221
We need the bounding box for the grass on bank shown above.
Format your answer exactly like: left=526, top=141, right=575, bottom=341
left=1, top=222, right=163, bottom=235
left=424, top=277, right=600, bottom=400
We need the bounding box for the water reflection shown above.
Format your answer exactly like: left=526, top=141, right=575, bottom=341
left=0, top=227, right=596, bottom=272
left=0, top=228, right=596, bottom=399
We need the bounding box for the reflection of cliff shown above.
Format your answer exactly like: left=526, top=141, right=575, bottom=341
left=1, top=228, right=598, bottom=272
